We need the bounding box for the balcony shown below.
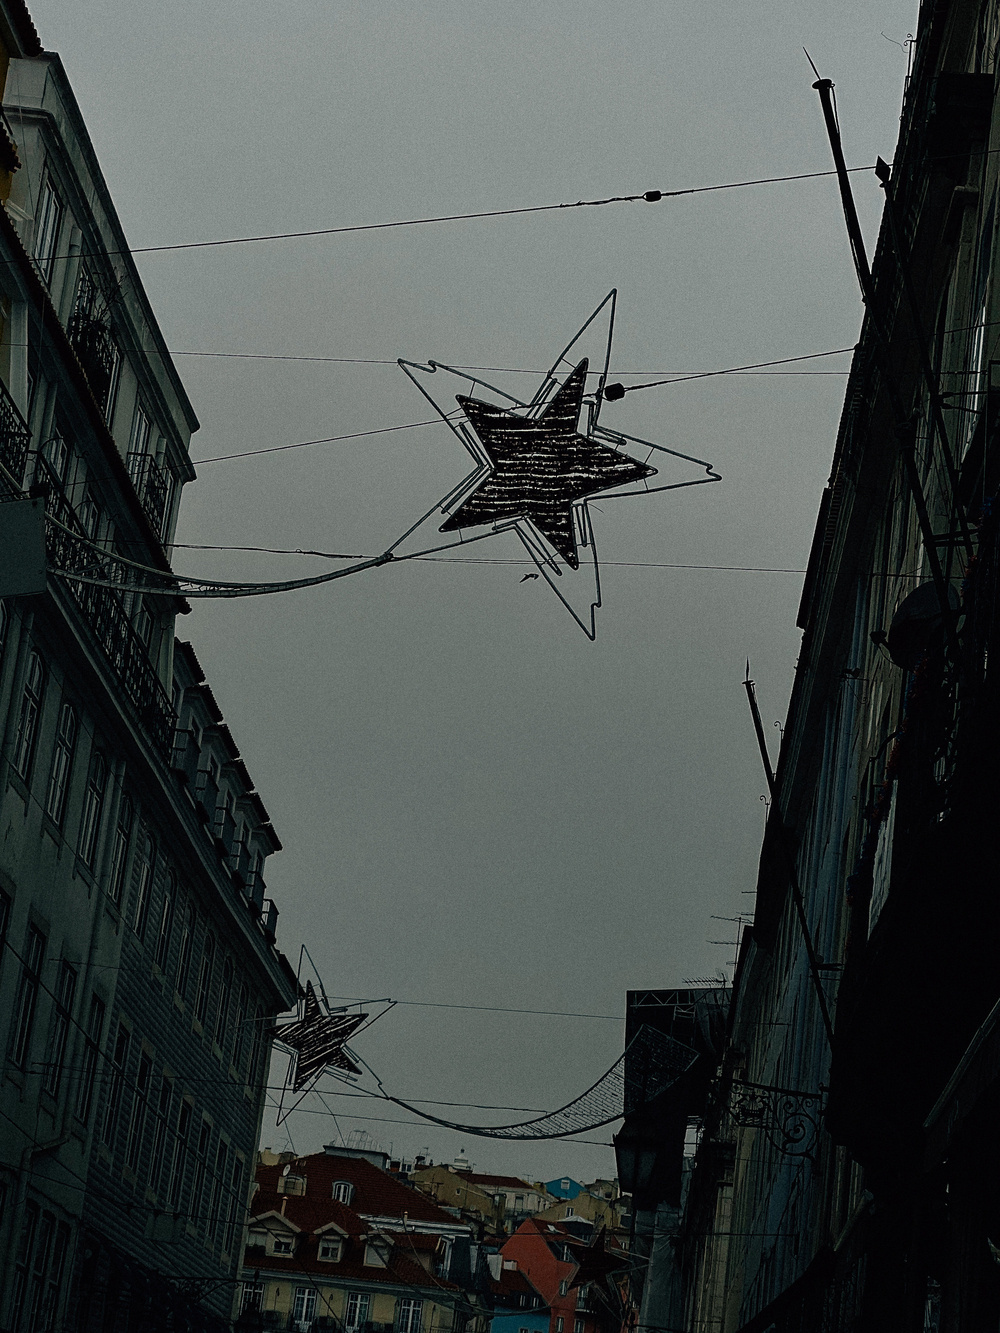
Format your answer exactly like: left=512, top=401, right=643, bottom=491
left=35, top=454, right=177, bottom=759
left=0, top=377, right=31, bottom=494
left=127, top=451, right=170, bottom=537
left=68, top=311, right=117, bottom=414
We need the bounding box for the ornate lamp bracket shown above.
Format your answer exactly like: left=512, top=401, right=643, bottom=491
left=728, top=1079, right=826, bottom=1158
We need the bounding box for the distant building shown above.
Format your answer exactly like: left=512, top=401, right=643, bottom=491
left=501, top=1219, right=617, bottom=1333
left=486, top=1253, right=549, bottom=1333
left=533, top=1183, right=627, bottom=1234
left=542, top=1179, right=581, bottom=1202
left=238, top=1146, right=490, bottom=1333
left=411, top=1167, right=553, bottom=1235
left=0, top=23, right=297, bottom=1333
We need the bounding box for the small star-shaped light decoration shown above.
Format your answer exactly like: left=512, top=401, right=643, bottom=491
left=441, top=360, right=656, bottom=569
left=395, top=292, right=720, bottom=637
left=276, top=981, right=367, bottom=1092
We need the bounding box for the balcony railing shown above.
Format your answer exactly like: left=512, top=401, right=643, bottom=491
left=127, top=451, right=170, bottom=537
left=0, top=377, right=31, bottom=494
left=35, top=454, right=177, bottom=759
left=68, top=311, right=117, bottom=413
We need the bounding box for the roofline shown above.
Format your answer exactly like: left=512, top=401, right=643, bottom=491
left=8, top=53, right=200, bottom=438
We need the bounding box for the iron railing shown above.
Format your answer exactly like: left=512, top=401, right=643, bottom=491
left=0, top=376, right=31, bottom=493
left=126, top=451, right=170, bottom=537
left=67, top=311, right=117, bottom=413
left=36, top=454, right=177, bottom=758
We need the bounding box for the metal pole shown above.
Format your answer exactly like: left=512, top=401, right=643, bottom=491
left=811, top=75, right=963, bottom=660
left=744, top=671, right=836, bottom=1048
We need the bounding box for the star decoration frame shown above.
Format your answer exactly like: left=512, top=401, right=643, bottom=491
left=271, top=960, right=375, bottom=1124
left=394, top=290, right=721, bottom=636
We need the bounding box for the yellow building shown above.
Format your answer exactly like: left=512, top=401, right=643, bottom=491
left=534, top=1180, right=629, bottom=1233
left=238, top=1147, right=490, bottom=1332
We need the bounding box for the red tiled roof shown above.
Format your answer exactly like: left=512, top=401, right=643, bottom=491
left=255, top=1152, right=458, bottom=1227
left=242, top=1235, right=459, bottom=1289
left=490, top=1265, right=547, bottom=1301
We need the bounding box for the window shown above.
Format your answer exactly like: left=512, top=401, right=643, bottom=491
left=42, top=433, right=69, bottom=481
left=191, top=1117, right=212, bottom=1233
left=365, top=1240, right=389, bottom=1267
left=558, top=1281, right=569, bottom=1297
left=107, top=794, right=134, bottom=905
left=9, top=1201, right=38, bottom=1327
left=332, top=1180, right=354, bottom=1204
left=105, top=343, right=123, bottom=426
left=232, top=981, right=249, bottom=1072
left=346, top=1292, right=371, bottom=1330
left=132, top=832, right=155, bottom=940
left=574, top=1321, right=584, bottom=1333
left=397, top=1297, right=423, bottom=1333
left=272, top=1235, right=294, bottom=1255
left=148, top=1075, right=172, bottom=1193
left=167, top=1100, right=192, bottom=1209
left=318, top=1236, right=342, bottom=1261
left=155, top=872, right=174, bottom=970
left=247, top=1004, right=264, bottom=1086
left=215, top=955, right=233, bottom=1048
left=176, top=899, right=195, bottom=996
left=10, top=926, right=46, bottom=1068
left=12, top=651, right=45, bottom=781
left=207, top=1140, right=228, bottom=1243
left=240, top=1283, right=264, bottom=1316
left=77, top=490, right=100, bottom=539
left=0, top=890, right=10, bottom=969
left=34, top=177, right=63, bottom=284
left=293, top=1288, right=317, bottom=1324
left=195, top=933, right=215, bottom=1025
left=125, top=1050, right=152, bottom=1171
left=556, top=1320, right=564, bottom=1333
left=102, top=1022, right=130, bottom=1148
left=223, top=1157, right=243, bottom=1254
left=128, top=404, right=152, bottom=459
left=44, top=962, right=77, bottom=1098
left=44, top=701, right=77, bottom=825
left=76, top=995, right=105, bottom=1123
left=77, top=750, right=108, bottom=867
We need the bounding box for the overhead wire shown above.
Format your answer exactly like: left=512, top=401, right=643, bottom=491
left=27, top=164, right=878, bottom=265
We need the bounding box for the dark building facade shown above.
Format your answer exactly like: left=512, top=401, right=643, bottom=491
left=634, top=1, right=1000, bottom=1329
left=0, top=28, right=296, bottom=1333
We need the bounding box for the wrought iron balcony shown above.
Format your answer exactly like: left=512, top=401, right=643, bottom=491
left=35, top=454, right=177, bottom=759
left=127, top=451, right=170, bottom=537
left=0, top=376, right=31, bottom=494
left=68, top=311, right=117, bottom=414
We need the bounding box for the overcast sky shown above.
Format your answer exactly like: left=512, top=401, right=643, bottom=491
left=30, top=0, right=916, bottom=1182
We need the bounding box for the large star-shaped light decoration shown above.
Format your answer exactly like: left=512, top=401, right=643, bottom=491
left=567, top=1229, right=631, bottom=1291
left=439, top=359, right=656, bottom=569
left=275, top=982, right=367, bottom=1092
left=395, top=292, right=721, bottom=636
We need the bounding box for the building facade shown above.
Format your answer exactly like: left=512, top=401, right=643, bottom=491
left=0, top=32, right=296, bottom=1333
left=238, top=1146, right=489, bottom=1333
left=659, top=0, right=1000, bottom=1329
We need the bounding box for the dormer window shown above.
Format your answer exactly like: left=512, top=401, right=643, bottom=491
left=271, top=1236, right=294, bottom=1256
left=332, top=1180, right=354, bottom=1204
left=318, top=1238, right=343, bottom=1262
left=364, top=1240, right=390, bottom=1268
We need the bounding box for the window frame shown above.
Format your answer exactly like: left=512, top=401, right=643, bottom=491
left=77, top=749, right=108, bottom=868
left=12, top=651, right=46, bottom=782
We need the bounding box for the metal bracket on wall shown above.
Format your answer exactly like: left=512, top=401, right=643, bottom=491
left=727, top=1079, right=826, bottom=1157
